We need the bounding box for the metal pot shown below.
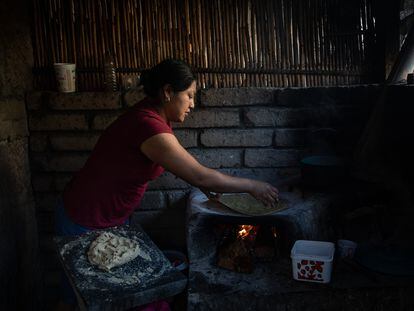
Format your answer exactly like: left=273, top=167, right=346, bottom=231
left=300, top=155, right=347, bottom=190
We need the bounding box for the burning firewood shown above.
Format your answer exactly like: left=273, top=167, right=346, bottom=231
left=217, top=225, right=258, bottom=273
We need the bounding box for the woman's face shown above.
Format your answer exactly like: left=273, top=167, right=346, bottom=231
left=164, top=81, right=196, bottom=123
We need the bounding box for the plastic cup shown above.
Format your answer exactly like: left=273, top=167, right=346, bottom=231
left=337, top=239, right=357, bottom=259
left=54, top=63, right=76, bottom=93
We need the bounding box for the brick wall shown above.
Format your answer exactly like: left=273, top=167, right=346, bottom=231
left=26, top=85, right=380, bottom=302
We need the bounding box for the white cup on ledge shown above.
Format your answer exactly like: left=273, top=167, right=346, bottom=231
left=54, top=63, right=76, bottom=93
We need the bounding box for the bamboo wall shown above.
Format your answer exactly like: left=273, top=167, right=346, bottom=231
left=32, top=0, right=378, bottom=90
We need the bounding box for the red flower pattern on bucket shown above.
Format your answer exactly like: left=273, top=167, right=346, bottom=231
left=297, top=260, right=325, bottom=281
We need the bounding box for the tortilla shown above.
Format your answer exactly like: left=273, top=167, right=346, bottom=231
left=218, top=193, right=287, bottom=216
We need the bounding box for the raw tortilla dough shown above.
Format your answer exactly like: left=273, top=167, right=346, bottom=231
left=87, top=232, right=141, bottom=271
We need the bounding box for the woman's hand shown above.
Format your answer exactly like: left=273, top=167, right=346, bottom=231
left=199, top=187, right=221, bottom=201
left=248, top=180, right=279, bottom=208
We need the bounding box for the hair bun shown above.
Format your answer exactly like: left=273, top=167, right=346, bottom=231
left=140, top=69, right=158, bottom=97
left=139, top=69, right=151, bottom=86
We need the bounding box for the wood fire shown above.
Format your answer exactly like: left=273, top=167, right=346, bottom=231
left=217, top=224, right=279, bottom=273
left=237, top=225, right=258, bottom=240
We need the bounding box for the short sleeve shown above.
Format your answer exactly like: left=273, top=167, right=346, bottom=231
left=135, top=112, right=173, bottom=147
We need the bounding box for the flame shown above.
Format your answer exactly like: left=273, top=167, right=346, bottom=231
left=238, top=225, right=258, bottom=240
left=271, top=227, right=278, bottom=238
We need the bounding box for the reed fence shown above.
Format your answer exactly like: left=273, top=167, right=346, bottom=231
left=32, top=0, right=378, bottom=90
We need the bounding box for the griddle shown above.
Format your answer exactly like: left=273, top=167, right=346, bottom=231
left=54, top=224, right=187, bottom=311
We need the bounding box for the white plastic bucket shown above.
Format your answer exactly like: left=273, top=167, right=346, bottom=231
left=291, top=240, right=335, bottom=283
left=54, top=63, right=76, bottom=93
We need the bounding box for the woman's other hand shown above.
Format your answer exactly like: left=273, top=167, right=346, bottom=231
left=248, top=180, right=279, bottom=208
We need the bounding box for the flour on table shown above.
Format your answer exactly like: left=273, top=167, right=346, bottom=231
left=87, top=232, right=141, bottom=271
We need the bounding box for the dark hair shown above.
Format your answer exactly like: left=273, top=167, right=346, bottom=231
left=140, top=59, right=196, bottom=97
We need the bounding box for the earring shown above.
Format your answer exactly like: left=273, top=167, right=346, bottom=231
left=166, top=97, right=170, bottom=102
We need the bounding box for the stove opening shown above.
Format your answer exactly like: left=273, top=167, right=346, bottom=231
left=216, top=224, right=285, bottom=273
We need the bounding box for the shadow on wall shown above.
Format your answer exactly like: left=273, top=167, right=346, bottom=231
left=0, top=158, right=21, bottom=309
left=0, top=150, right=41, bottom=310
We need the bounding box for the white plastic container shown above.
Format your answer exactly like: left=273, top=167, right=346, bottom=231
left=291, top=240, right=335, bottom=283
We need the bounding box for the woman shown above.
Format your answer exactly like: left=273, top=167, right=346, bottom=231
left=56, top=59, right=278, bottom=309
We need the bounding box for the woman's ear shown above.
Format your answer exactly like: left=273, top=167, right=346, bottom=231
left=162, top=84, right=174, bottom=102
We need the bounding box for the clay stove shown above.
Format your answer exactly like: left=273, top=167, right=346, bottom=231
left=186, top=189, right=337, bottom=310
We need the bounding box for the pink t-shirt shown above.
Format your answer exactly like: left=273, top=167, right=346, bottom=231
left=63, top=97, right=172, bottom=229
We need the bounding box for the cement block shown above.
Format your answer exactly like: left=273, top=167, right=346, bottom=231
left=218, top=167, right=301, bottom=186
left=34, top=192, right=60, bottom=212
left=139, top=191, right=167, bottom=210
left=174, top=129, right=198, bottom=148
left=188, top=148, right=242, bottom=168
left=54, top=174, right=73, bottom=191
left=329, top=85, right=380, bottom=106
left=130, top=210, right=164, bottom=227
left=49, top=92, right=121, bottom=110
left=29, top=114, right=88, bottom=131
left=200, top=88, right=277, bottom=106
left=274, top=129, right=308, bottom=147
left=244, top=107, right=309, bottom=127
left=31, top=153, right=88, bottom=172
left=133, top=205, right=186, bottom=229
left=0, top=99, right=28, bottom=140
left=173, top=108, right=240, bottom=128
left=29, top=133, right=49, bottom=152
left=244, top=149, right=303, bottom=167
left=147, top=172, right=189, bottom=190
left=200, top=129, right=273, bottom=147
left=123, top=87, right=146, bottom=107
left=166, top=190, right=190, bottom=208
left=276, top=87, right=325, bottom=107
left=92, top=112, right=123, bottom=130
left=36, top=212, right=55, bottom=233
left=0, top=138, right=34, bottom=205
left=50, top=133, right=100, bottom=151
left=31, top=173, right=54, bottom=192
left=25, top=91, right=45, bottom=110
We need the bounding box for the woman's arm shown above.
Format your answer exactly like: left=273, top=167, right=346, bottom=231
left=141, top=133, right=279, bottom=206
